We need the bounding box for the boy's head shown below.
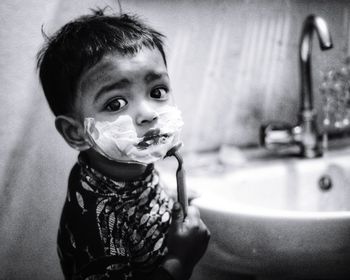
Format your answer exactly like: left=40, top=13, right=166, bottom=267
left=37, top=10, right=183, bottom=168
left=37, top=10, right=167, bottom=117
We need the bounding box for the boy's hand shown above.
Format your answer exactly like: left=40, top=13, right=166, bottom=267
left=163, top=202, right=210, bottom=280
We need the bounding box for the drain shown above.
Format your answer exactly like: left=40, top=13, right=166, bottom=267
left=318, top=175, right=332, bottom=191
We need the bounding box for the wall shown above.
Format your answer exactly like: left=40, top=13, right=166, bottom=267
left=0, top=0, right=350, bottom=279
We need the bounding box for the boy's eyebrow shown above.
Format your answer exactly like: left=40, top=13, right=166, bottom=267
left=94, top=79, right=130, bottom=102
left=144, top=72, right=169, bottom=83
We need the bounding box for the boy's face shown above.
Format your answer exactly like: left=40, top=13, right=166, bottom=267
left=74, top=47, right=173, bottom=138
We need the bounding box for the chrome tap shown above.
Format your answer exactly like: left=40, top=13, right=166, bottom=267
left=261, top=14, right=333, bottom=158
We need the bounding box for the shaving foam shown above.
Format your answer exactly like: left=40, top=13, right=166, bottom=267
left=84, top=106, right=183, bottom=164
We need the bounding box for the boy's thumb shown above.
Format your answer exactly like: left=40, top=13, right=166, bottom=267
left=172, top=202, right=184, bottom=223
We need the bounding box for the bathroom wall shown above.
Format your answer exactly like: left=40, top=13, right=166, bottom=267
left=1, top=0, right=350, bottom=279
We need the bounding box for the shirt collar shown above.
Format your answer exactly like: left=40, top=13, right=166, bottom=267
left=78, top=154, right=156, bottom=197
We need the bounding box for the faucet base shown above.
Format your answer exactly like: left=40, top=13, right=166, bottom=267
left=301, top=146, right=323, bottom=158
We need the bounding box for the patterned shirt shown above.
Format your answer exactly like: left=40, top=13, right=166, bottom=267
left=57, top=156, right=174, bottom=280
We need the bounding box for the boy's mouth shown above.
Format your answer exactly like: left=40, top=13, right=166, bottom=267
left=137, top=129, right=170, bottom=148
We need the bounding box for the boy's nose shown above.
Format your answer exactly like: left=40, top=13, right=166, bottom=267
left=135, top=103, right=159, bottom=125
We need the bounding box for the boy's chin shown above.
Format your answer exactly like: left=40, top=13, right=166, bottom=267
left=83, top=149, right=149, bottom=166
left=82, top=149, right=152, bottom=180
left=82, top=149, right=152, bottom=171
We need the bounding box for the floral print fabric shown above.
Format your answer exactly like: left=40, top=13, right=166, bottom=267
left=57, top=156, right=173, bottom=280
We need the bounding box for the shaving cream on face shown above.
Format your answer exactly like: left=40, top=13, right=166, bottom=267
left=84, top=106, right=184, bottom=164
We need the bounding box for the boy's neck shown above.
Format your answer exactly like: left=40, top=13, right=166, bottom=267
left=82, top=150, right=150, bottom=181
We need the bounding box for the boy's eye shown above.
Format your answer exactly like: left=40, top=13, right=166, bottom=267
left=105, top=98, right=127, bottom=112
left=150, top=88, right=169, bottom=100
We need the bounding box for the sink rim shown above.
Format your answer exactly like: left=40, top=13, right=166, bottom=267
left=192, top=196, right=350, bottom=219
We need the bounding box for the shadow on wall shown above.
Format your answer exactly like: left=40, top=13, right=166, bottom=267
left=0, top=0, right=350, bottom=279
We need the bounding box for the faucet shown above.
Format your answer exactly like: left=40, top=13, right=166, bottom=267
left=260, top=14, right=333, bottom=158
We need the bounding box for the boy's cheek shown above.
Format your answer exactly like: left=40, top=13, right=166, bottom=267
left=167, top=94, right=176, bottom=106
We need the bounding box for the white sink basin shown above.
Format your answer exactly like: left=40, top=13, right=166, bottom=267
left=161, top=149, right=350, bottom=279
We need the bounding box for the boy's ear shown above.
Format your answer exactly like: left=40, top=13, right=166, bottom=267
left=55, top=115, right=90, bottom=151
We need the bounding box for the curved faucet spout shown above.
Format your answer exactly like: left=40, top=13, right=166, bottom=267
left=261, top=14, right=334, bottom=158
left=299, top=14, right=333, bottom=111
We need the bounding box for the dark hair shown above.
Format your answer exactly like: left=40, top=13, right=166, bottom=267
left=37, top=10, right=167, bottom=116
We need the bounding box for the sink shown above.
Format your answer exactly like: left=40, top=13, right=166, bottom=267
left=161, top=148, right=350, bottom=279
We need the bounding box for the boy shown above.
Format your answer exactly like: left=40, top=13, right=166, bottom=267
left=37, top=9, right=210, bottom=280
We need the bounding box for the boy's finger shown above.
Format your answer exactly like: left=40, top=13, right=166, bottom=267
left=172, top=202, right=184, bottom=223
left=187, top=205, right=200, bottom=219
left=199, top=219, right=211, bottom=238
